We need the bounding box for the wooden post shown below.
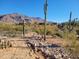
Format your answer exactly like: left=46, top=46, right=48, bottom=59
left=23, top=20, right=25, bottom=38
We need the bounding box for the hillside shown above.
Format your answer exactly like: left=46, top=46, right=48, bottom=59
left=0, top=13, right=45, bottom=24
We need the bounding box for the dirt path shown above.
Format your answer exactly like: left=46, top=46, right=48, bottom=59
left=0, top=38, right=44, bottom=59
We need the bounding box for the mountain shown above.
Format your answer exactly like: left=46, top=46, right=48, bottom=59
left=0, top=13, right=44, bottom=24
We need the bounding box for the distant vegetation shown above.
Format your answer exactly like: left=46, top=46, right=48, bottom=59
left=57, top=19, right=79, bottom=57
left=0, top=13, right=79, bottom=56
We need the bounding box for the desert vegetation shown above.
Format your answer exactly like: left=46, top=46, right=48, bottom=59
left=0, top=14, right=79, bottom=59
left=0, top=17, right=79, bottom=58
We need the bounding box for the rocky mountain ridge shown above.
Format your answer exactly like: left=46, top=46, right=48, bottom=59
left=0, top=13, right=44, bottom=24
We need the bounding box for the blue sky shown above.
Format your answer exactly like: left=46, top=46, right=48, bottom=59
left=0, top=0, right=79, bottom=23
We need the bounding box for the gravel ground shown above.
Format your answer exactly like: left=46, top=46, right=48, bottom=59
left=0, top=37, right=44, bottom=59
left=0, top=37, right=78, bottom=59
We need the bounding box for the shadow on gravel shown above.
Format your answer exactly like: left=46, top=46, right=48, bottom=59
left=36, top=44, right=61, bottom=48
left=12, top=44, right=60, bottom=49
left=48, top=44, right=61, bottom=48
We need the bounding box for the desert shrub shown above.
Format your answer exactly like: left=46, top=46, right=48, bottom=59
left=33, top=29, right=44, bottom=35
left=32, top=24, right=59, bottom=36
left=57, top=22, right=79, bottom=56
left=61, top=26, right=79, bottom=57
left=0, top=40, right=12, bottom=49
left=0, top=23, right=29, bottom=37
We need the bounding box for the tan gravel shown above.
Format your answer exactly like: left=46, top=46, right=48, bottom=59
left=0, top=37, right=44, bottom=59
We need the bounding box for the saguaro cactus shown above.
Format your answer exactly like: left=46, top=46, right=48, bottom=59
left=69, top=12, right=72, bottom=30
left=44, top=0, right=48, bottom=41
left=68, top=12, right=72, bottom=32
